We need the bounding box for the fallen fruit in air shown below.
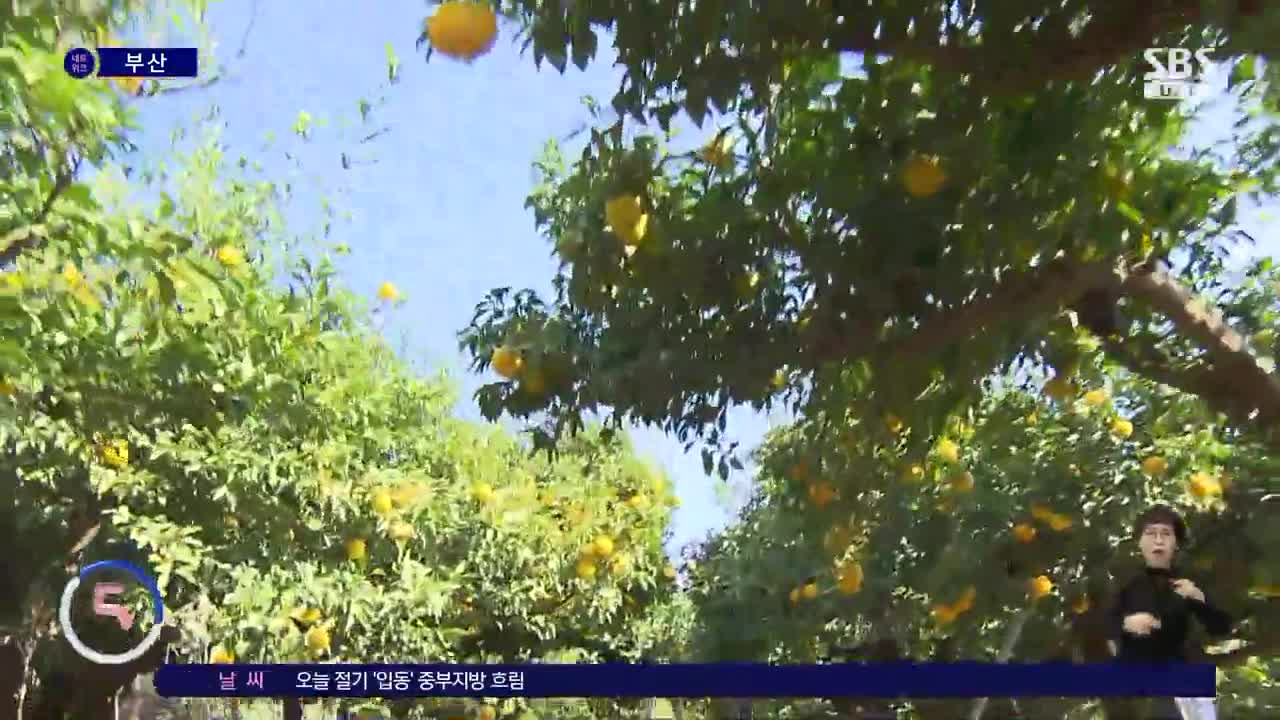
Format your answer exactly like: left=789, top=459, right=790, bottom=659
left=425, top=1, right=498, bottom=61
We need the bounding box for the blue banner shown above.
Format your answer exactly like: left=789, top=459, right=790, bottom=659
left=96, top=48, right=198, bottom=78
left=153, top=663, right=1216, bottom=698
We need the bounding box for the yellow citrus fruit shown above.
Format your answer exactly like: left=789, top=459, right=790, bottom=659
left=884, top=414, right=905, bottom=434
left=1043, top=376, right=1076, bottom=401
left=899, top=464, right=925, bottom=483
left=902, top=155, right=946, bottom=198
left=801, top=582, right=819, bottom=600
left=1188, top=471, right=1222, bottom=498
left=425, top=1, right=498, bottom=61
left=377, top=281, right=400, bottom=301
left=609, top=554, right=630, bottom=575
left=788, top=461, right=809, bottom=481
left=1072, top=594, right=1091, bottom=614
left=215, top=245, right=245, bottom=267
left=662, top=564, right=677, bottom=580
left=627, top=494, right=650, bottom=510
left=290, top=607, right=322, bottom=625
left=953, top=586, right=977, bottom=614
left=0, top=379, right=15, bottom=397
left=471, top=482, right=496, bottom=504
left=491, top=346, right=523, bottom=379
left=1110, top=418, right=1134, bottom=439
left=478, top=705, right=497, bottom=720
left=948, top=470, right=975, bottom=493
left=699, top=134, right=734, bottom=167
left=1029, top=575, right=1054, bottom=600
left=100, top=439, right=129, bottom=468
left=1012, top=523, right=1037, bottom=543
left=592, top=535, right=615, bottom=557
left=604, top=195, right=649, bottom=247
left=935, top=438, right=960, bottom=464
left=1141, top=456, right=1169, bottom=477
left=931, top=604, right=958, bottom=625
left=836, top=562, right=863, bottom=595
left=372, top=490, right=394, bottom=516
left=389, top=520, right=414, bottom=541
left=305, top=626, right=331, bottom=654
left=209, top=644, right=235, bottom=663
left=575, top=559, right=597, bottom=580
left=1048, top=513, right=1073, bottom=531
left=807, top=482, right=838, bottom=508
left=788, top=587, right=802, bottom=605
left=345, top=538, right=367, bottom=561
left=1082, top=389, right=1109, bottom=407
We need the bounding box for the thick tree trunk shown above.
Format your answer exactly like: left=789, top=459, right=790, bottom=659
left=0, top=640, right=23, bottom=720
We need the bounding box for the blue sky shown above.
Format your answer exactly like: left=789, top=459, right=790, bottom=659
left=123, top=0, right=781, bottom=556
left=120, top=1, right=1275, bottom=558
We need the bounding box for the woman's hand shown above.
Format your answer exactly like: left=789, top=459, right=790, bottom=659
left=1122, top=612, right=1161, bottom=636
left=1171, top=579, right=1206, bottom=603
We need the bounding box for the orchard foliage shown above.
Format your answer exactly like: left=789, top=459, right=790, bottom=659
left=459, top=0, right=1280, bottom=462
left=443, top=0, right=1280, bottom=716
left=2, top=3, right=688, bottom=719
left=684, top=365, right=1278, bottom=717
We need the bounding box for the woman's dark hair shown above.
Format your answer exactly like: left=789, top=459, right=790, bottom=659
left=1134, top=504, right=1187, bottom=545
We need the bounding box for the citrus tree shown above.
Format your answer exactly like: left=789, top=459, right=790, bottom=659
left=2, top=4, right=691, bottom=720
left=420, top=1, right=1280, bottom=715
left=440, top=0, right=1280, bottom=464
left=683, top=358, right=1277, bottom=719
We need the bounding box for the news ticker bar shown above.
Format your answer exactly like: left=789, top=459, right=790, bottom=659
left=154, top=663, right=1216, bottom=699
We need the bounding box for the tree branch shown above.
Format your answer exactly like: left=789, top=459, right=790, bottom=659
left=1115, top=266, right=1280, bottom=430
left=0, top=155, right=79, bottom=267
left=807, top=259, right=1116, bottom=368
left=823, top=0, right=1215, bottom=95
